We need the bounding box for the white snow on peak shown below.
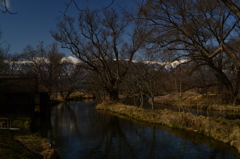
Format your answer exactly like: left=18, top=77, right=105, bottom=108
left=61, top=56, right=80, bottom=64
left=33, top=57, right=50, bottom=63
left=164, top=59, right=189, bottom=70
left=143, top=61, right=162, bottom=65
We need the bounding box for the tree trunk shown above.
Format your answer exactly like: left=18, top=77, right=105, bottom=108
left=151, top=95, right=154, bottom=110
left=207, top=60, right=236, bottom=103
left=109, top=89, right=119, bottom=101
left=233, top=68, right=240, bottom=105
left=222, top=43, right=240, bottom=67
left=139, top=91, right=144, bottom=107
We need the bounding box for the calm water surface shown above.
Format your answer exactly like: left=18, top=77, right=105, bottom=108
left=48, top=101, right=240, bottom=159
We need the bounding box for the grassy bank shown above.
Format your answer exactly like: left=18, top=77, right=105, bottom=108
left=51, top=92, right=94, bottom=102
left=0, top=116, right=58, bottom=159
left=154, top=92, right=240, bottom=111
left=96, top=102, right=240, bottom=153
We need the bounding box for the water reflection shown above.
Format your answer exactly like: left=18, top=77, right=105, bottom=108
left=49, top=101, right=240, bottom=159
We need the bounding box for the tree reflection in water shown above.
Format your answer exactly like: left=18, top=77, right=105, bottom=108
left=48, top=101, right=240, bottom=159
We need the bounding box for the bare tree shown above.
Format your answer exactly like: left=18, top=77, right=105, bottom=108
left=0, top=30, right=10, bottom=75
left=51, top=8, right=147, bottom=101
left=138, top=61, right=164, bottom=110
left=55, top=60, right=85, bottom=101
left=139, top=0, right=240, bottom=104
left=84, top=70, right=108, bottom=102
left=61, top=0, right=115, bottom=15
left=133, top=50, right=166, bottom=109
left=120, top=63, right=146, bottom=107
left=187, top=62, right=218, bottom=94
left=220, top=0, right=240, bottom=18
left=20, top=42, right=65, bottom=95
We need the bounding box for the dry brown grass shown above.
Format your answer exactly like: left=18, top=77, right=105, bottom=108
left=3, top=117, right=59, bottom=159
left=96, top=103, right=240, bottom=153
left=154, top=92, right=240, bottom=111
left=15, top=134, right=57, bottom=159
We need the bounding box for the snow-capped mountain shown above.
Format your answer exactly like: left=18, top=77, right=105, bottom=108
left=61, top=56, right=80, bottom=64
left=3, top=56, right=188, bottom=74
left=141, top=59, right=189, bottom=71
left=164, top=59, right=189, bottom=70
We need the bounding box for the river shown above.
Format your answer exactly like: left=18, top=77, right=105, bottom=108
left=47, top=101, right=240, bottom=159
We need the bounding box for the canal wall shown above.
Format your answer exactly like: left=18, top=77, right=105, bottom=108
left=96, top=102, right=240, bottom=153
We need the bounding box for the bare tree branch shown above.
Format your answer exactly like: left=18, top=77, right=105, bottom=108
left=1, top=0, right=17, bottom=14
left=60, top=0, right=84, bottom=16
left=104, top=0, right=115, bottom=9
left=61, top=0, right=115, bottom=16
left=220, top=0, right=240, bottom=18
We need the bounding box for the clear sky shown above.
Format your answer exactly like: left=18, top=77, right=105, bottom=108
left=0, top=0, right=138, bottom=57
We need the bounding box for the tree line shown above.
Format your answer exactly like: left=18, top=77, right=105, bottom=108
left=1, top=0, right=240, bottom=106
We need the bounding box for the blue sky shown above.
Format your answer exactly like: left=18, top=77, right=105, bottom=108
left=0, top=0, right=138, bottom=57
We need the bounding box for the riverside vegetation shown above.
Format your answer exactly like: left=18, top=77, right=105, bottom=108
left=96, top=100, right=240, bottom=154
left=153, top=92, right=240, bottom=111
left=0, top=116, right=59, bottom=159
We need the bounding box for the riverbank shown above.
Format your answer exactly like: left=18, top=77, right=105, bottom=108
left=0, top=116, right=59, bottom=159
left=96, top=102, right=240, bottom=153
left=51, top=92, right=95, bottom=102
left=153, top=92, right=240, bottom=111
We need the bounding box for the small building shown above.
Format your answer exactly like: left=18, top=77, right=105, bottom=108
left=0, top=75, right=49, bottom=114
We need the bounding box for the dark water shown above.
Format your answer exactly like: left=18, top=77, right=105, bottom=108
left=48, top=101, right=240, bottom=159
